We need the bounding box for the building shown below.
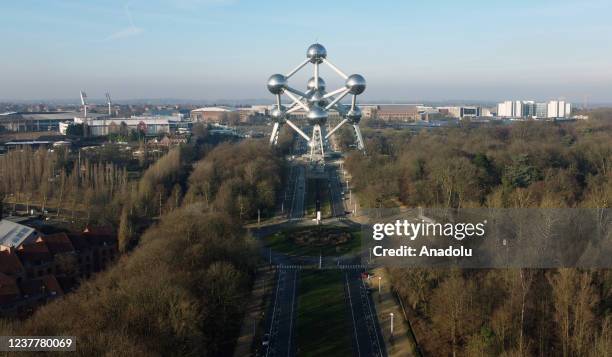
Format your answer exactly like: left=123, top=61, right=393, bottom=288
left=359, top=105, right=377, bottom=119
left=497, top=100, right=572, bottom=119
left=237, top=105, right=269, bottom=123
left=497, top=101, right=513, bottom=117
left=17, top=240, right=54, bottom=279
left=151, top=135, right=189, bottom=148
left=0, top=273, right=20, bottom=307
left=0, top=112, right=105, bottom=132
left=63, top=115, right=184, bottom=137
left=547, top=100, right=571, bottom=118
left=0, top=251, right=26, bottom=283
left=497, top=101, right=527, bottom=118
left=522, top=101, right=536, bottom=117
left=535, top=102, right=548, bottom=118
left=0, top=220, right=38, bottom=253
left=375, top=105, right=421, bottom=121
left=460, top=106, right=482, bottom=118
left=0, top=221, right=118, bottom=317
left=191, top=107, right=238, bottom=124
left=436, top=106, right=482, bottom=119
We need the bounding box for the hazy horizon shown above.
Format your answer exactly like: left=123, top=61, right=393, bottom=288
left=1, top=0, right=611, bottom=102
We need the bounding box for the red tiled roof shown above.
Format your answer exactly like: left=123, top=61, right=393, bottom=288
left=17, top=241, right=53, bottom=264
left=41, top=233, right=75, bottom=255
left=0, top=251, right=24, bottom=275
left=67, top=233, right=91, bottom=252
left=83, top=226, right=114, bottom=236
left=82, top=226, right=116, bottom=246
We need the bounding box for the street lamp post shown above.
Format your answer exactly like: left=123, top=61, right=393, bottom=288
left=378, top=276, right=382, bottom=293
left=390, top=313, right=394, bottom=335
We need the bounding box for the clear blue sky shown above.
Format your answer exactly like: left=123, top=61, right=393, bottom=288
left=1, top=0, right=611, bottom=103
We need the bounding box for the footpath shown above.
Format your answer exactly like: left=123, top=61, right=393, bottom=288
left=369, top=266, right=420, bottom=357
left=233, top=265, right=275, bottom=357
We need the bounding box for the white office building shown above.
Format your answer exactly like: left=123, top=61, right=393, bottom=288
left=547, top=100, right=571, bottom=118
left=498, top=100, right=572, bottom=119
left=497, top=100, right=525, bottom=118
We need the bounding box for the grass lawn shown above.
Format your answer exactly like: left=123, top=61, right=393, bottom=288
left=264, top=226, right=362, bottom=257
left=296, top=270, right=352, bottom=357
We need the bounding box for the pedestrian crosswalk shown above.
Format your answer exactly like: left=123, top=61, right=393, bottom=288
left=276, top=264, right=368, bottom=270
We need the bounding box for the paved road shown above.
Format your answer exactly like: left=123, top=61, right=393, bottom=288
left=289, top=165, right=305, bottom=220
left=326, top=162, right=346, bottom=218
left=263, top=266, right=299, bottom=357
left=343, top=265, right=387, bottom=357
left=256, top=135, right=388, bottom=357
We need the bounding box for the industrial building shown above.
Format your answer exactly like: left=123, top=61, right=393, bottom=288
left=190, top=107, right=238, bottom=124
left=60, top=115, right=186, bottom=137
left=374, top=105, right=421, bottom=121
left=0, top=112, right=105, bottom=132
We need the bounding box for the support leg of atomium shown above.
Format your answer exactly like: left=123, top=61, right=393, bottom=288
left=269, top=122, right=280, bottom=145
left=353, top=124, right=365, bottom=152
left=310, top=124, right=325, bottom=162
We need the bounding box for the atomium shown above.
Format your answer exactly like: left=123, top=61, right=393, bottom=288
left=267, top=43, right=366, bottom=164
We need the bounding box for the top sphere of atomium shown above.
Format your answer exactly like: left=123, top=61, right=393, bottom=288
left=307, top=43, right=327, bottom=63
left=307, top=105, right=328, bottom=125
left=307, top=77, right=326, bottom=91
left=267, top=74, right=287, bottom=94
left=345, top=74, right=366, bottom=95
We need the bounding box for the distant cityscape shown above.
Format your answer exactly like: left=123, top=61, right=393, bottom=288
left=0, top=95, right=586, bottom=141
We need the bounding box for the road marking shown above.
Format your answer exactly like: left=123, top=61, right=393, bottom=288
left=346, top=273, right=361, bottom=357
left=287, top=270, right=297, bottom=356
left=360, top=276, right=384, bottom=357
left=266, top=269, right=283, bottom=357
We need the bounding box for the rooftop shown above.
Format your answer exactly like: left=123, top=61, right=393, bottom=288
left=191, top=106, right=236, bottom=112
left=17, top=240, right=52, bottom=265
left=0, top=220, right=37, bottom=249
left=41, top=233, right=75, bottom=255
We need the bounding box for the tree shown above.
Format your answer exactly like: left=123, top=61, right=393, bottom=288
left=119, top=122, right=129, bottom=137
left=548, top=269, right=598, bottom=357
left=430, top=271, right=479, bottom=356
left=118, top=204, right=133, bottom=253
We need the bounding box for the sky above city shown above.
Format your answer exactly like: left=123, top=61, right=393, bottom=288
left=1, top=0, right=611, bottom=103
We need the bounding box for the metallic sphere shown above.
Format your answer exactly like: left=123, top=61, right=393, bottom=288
left=307, top=77, right=326, bottom=91
left=307, top=90, right=326, bottom=106
left=346, top=107, right=362, bottom=123
left=267, top=74, right=287, bottom=94
left=345, top=74, right=366, bottom=95
left=270, top=107, right=286, bottom=123
left=307, top=105, right=328, bottom=125
left=307, top=43, right=327, bottom=63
